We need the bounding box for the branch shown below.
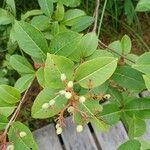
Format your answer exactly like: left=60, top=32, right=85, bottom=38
left=0, top=78, right=35, bottom=143
left=98, top=40, right=136, bottom=64
left=92, top=0, right=100, bottom=32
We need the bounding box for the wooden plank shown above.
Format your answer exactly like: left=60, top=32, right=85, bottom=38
left=33, top=124, right=63, bottom=150
left=61, top=117, right=98, bottom=150
left=93, top=122, right=128, bottom=150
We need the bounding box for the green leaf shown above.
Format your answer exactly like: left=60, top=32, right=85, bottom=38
left=111, top=65, right=146, bottom=91
left=0, top=106, right=16, bottom=117
left=14, top=21, right=49, bottom=61
left=117, top=139, right=141, bottom=150
left=21, top=10, right=43, bottom=20
left=54, top=2, right=64, bottom=21
left=107, top=87, right=123, bottom=107
left=108, top=40, right=122, bottom=56
left=0, top=85, right=20, bottom=104
left=97, top=104, right=121, bottom=125
left=0, top=115, right=8, bottom=130
left=15, top=74, right=35, bottom=93
left=50, top=31, right=82, bottom=56
left=136, top=0, right=150, bottom=12
left=132, top=52, right=150, bottom=74
left=143, top=74, right=150, bottom=91
left=69, top=32, right=98, bottom=61
left=80, top=101, right=108, bottom=131
left=87, top=50, right=113, bottom=60
left=8, top=121, right=38, bottom=150
left=63, top=9, right=86, bottom=25
left=128, top=116, right=146, bottom=138
left=74, top=57, right=118, bottom=88
left=10, top=55, right=35, bottom=74
left=59, top=0, right=80, bottom=7
left=0, top=8, right=13, bottom=25
left=36, top=68, right=45, bottom=88
left=139, top=140, right=150, bottom=150
left=124, top=98, right=150, bottom=119
left=71, top=16, right=94, bottom=32
left=38, top=0, right=53, bottom=17
left=6, top=0, right=16, bottom=16
left=121, top=35, right=131, bottom=55
left=31, top=15, right=51, bottom=31
left=125, top=54, right=138, bottom=66
left=31, top=88, right=68, bottom=118
left=44, top=54, right=74, bottom=89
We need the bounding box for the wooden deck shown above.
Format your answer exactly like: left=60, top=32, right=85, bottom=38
left=33, top=92, right=150, bottom=150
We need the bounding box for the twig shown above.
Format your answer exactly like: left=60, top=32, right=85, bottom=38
left=97, top=0, right=107, bottom=37
left=98, top=40, right=136, bottom=64
left=92, top=0, right=100, bottom=32
left=0, top=78, right=35, bottom=143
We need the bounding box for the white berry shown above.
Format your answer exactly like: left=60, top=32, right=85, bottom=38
left=76, top=125, right=83, bottom=133
left=67, top=81, right=74, bottom=88
left=104, top=94, right=111, bottom=99
left=6, top=144, right=14, bottom=150
left=49, top=99, right=55, bottom=106
left=59, top=90, right=66, bottom=95
left=61, top=73, right=66, bottom=81
left=42, top=103, right=49, bottom=109
left=55, top=123, right=60, bottom=129
left=67, top=106, right=74, bottom=113
left=79, top=96, right=86, bottom=103
left=65, top=92, right=72, bottom=99
left=19, top=131, right=27, bottom=137
left=56, top=127, right=62, bottom=135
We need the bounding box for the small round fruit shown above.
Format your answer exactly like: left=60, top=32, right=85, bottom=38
left=19, top=131, right=27, bottom=137
left=61, top=73, right=66, bottom=81
left=56, top=127, right=62, bottom=135
left=65, top=92, right=72, bottom=99
left=79, top=96, right=86, bottom=103
left=67, top=81, right=74, bottom=88
left=42, top=103, right=49, bottom=109
left=76, top=125, right=83, bottom=133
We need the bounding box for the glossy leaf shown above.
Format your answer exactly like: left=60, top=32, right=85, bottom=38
left=69, top=32, right=98, bottom=61
left=10, top=55, right=35, bottom=74
left=128, top=116, right=146, bottom=138
left=55, top=2, right=64, bottom=21
left=8, top=122, right=38, bottom=150
left=50, top=31, right=82, bottom=56
left=97, top=104, right=121, bottom=125
left=15, top=74, right=35, bottom=93
left=74, top=57, right=118, bottom=88
left=111, top=65, right=146, bottom=91
left=143, top=74, right=150, bottom=91
left=136, top=0, right=150, bottom=12
left=132, top=52, right=150, bottom=74
left=0, top=106, right=16, bottom=117
left=0, top=85, right=20, bottom=104
left=31, top=88, right=68, bottom=118
left=0, top=115, right=8, bottom=130
left=124, top=98, right=150, bottom=119
left=31, top=15, right=51, bottom=31
left=59, top=0, right=80, bottom=7
left=44, top=54, right=74, bottom=89
left=0, top=8, right=13, bottom=25
left=6, top=0, right=16, bottom=16
left=118, top=139, right=141, bottom=150
left=36, top=68, right=45, bottom=88
left=14, top=21, right=49, bottom=61
left=121, top=35, right=131, bottom=55
left=38, top=0, right=53, bottom=17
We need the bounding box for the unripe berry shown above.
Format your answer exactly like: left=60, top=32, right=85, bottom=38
left=19, top=131, right=27, bottom=137
left=103, top=94, right=111, bottom=99
left=59, top=90, right=66, bottom=95
left=79, top=96, right=86, bottom=103
left=61, top=73, right=66, bottom=81
left=49, top=99, right=55, bottom=106
left=6, top=144, right=14, bottom=150
left=65, top=92, right=72, bottom=99
left=76, top=125, right=83, bottom=133
left=55, top=123, right=60, bottom=129
left=42, top=103, right=49, bottom=109
left=56, top=127, right=62, bottom=135
left=67, top=106, right=74, bottom=113
left=67, top=81, right=73, bottom=88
